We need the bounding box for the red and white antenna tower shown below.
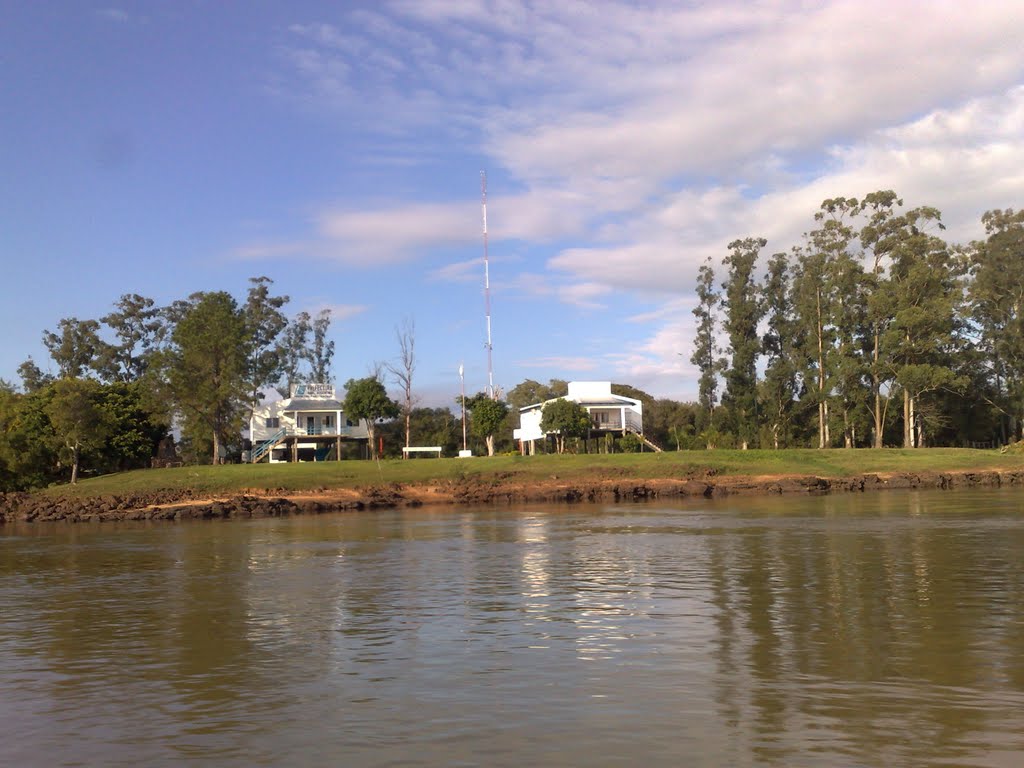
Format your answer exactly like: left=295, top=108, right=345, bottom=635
left=481, top=170, right=495, bottom=399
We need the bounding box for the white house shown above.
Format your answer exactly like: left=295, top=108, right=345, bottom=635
left=513, top=381, right=658, bottom=454
left=248, top=383, right=370, bottom=463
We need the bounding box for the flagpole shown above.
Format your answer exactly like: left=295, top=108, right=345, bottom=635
left=459, top=363, right=467, bottom=451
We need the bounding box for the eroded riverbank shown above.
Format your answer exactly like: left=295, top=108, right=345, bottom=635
left=3, top=468, right=1024, bottom=523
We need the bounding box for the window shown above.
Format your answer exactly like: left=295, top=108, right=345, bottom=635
left=265, top=417, right=280, bottom=429
left=324, top=415, right=333, bottom=427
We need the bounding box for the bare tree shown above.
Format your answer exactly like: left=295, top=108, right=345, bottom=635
left=385, top=318, right=417, bottom=455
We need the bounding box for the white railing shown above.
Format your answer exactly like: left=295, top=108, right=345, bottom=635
left=624, top=411, right=643, bottom=433
left=295, top=425, right=365, bottom=437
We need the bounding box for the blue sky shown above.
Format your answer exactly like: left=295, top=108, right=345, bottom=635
left=4, top=1, right=1024, bottom=405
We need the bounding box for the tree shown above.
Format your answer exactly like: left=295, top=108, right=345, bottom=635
left=162, top=291, right=250, bottom=464
left=274, top=308, right=334, bottom=397
left=643, top=398, right=699, bottom=450
left=760, top=251, right=799, bottom=448
left=45, top=378, right=114, bottom=483
left=243, top=276, right=289, bottom=416
left=859, top=190, right=904, bottom=447
left=610, top=383, right=655, bottom=403
left=307, top=309, right=335, bottom=383
left=386, top=318, right=417, bottom=454
left=343, top=376, right=399, bottom=460
left=96, top=381, right=168, bottom=472
left=410, top=407, right=459, bottom=457
left=97, top=294, right=164, bottom=382
left=618, top=433, right=642, bottom=453
left=42, top=317, right=105, bottom=379
left=0, top=385, right=60, bottom=490
left=17, top=357, right=53, bottom=394
left=540, top=398, right=591, bottom=454
left=467, top=394, right=509, bottom=456
left=505, top=378, right=567, bottom=432
left=721, top=237, right=766, bottom=449
left=506, top=378, right=568, bottom=408
left=969, top=208, right=1024, bottom=444
left=276, top=311, right=311, bottom=398
left=691, top=257, right=725, bottom=443
left=882, top=207, right=965, bottom=447
left=822, top=202, right=868, bottom=449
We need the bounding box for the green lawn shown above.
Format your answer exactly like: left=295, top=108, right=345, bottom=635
left=44, top=448, right=1024, bottom=499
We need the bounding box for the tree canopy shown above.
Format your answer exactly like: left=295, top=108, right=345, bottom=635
left=466, top=395, right=509, bottom=456
left=540, top=398, right=591, bottom=453
left=162, top=291, right=250, bottom=464
left=343, top=377, right=400, bottom=460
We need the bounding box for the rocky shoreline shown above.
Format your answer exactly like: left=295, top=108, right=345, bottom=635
left=2, top=468, right=1023, bottom=524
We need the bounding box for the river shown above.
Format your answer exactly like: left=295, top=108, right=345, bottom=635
left=2, top=489, right=1023, bottom=767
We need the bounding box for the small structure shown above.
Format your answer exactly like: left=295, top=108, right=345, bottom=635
left=248, top=383, right=370, bottom=463
left=150, top=435, right=182, bottom=468
left=513, top=381, right=660, bottom=454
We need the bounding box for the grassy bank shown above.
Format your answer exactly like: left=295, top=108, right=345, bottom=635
left=43, top=448, right=1024, bottom=499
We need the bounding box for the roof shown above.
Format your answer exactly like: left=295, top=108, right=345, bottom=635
left=519, top=394, right=640, bottom=412
left=281, top=398, right=345, bottom=411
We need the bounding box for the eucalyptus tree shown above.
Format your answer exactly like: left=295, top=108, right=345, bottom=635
left=276, top=311, right=311, bottom=398
left=721, top=237, right=766, bottom=449
left=42, top=317, right=105, bottom=379
left=307, top=309, right=335, bottom=384
left=243, top=276, right=289, bottom=414
left=882, top=207, right=965, bottom=447
left=271, top=307, right=334, bottom=398
left=97, top=294, right=164, bottom=382
left=968, top=208, right=1024, bottom=443
left=792, top=197, right=864, bottom=448
left=859, top=191, right=904, bottom=447
left=759, top=251, right=800, bottom=448
left=17, top=357, right=53, bottom=393
left=822, top=199, right=869, bottom=448
left=792, top=245, right=834, bottom=448
left=691, top=257, right=725, bottom=441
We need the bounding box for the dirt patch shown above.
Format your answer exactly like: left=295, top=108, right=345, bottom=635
left=3, top=469, right=1024, bottom=524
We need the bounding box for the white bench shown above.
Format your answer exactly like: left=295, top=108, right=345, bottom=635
left=401, top=446, right=443, bottom=458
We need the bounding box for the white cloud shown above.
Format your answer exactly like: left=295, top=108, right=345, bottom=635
left=308, top=303, right=368, bottom=322
left=428, top=257, right=483, bottom=283
left=236, top=184, right=611, bottom=267
left=484, top=1, right=1024, bottom=186
left=316, top=201, right=478, bottom=263
left=97, top=8, right=128, bottom=23
left=261, top=2, right=1024, bottom=398
left=546, top=86, right=1024, bottom=297
left=515, top=355, right=600, bottom=373
left=558, top=282, right=611, bottom=310
left=268, top=2, right=1024, bottom=279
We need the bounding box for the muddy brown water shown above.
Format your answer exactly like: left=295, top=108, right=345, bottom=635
left=2, top=489, right=1023, bottom=767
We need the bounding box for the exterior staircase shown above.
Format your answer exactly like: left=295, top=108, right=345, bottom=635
left=250, top=428, right=287, bottom=463
left=625, top=424, right=663, bottom=452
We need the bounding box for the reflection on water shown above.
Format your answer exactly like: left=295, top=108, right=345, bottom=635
left=1, top=489, right=1024, bottom=767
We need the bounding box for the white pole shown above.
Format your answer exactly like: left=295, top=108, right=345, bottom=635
left=482, top=171, right=494, bottom=399
left=459, top=362, right=467, bottom=451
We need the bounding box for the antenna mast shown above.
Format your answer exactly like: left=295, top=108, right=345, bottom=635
left=481, top=170, right=495, bottom=399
